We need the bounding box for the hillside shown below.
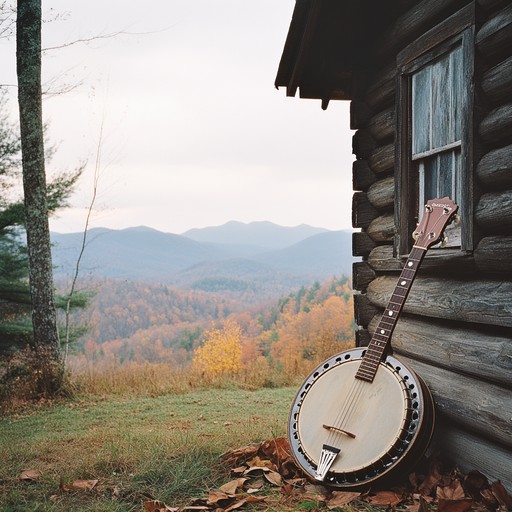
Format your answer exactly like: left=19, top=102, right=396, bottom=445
left=51, top=222, right=353, bottom=291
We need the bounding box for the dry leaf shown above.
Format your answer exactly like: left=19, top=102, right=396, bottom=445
left=437, top=499, right=474, bottom=512
left=491, top=481, right=512, bottom=511
left=219, top=478, right=247, bottom=494
left=437, top=480, right=466, bottom=501
left=143, top=500, right=179, bottom=512
left=327, top=491, right=360, bottom=508
left=206, top=490, right=234, bottom=505
left=368, top=491, right=403, bottom=507
left=224, top=498, right=247, bottom=512
left=19, top=469, right=42, bottom=481
left=263, top=470, right=282, bottom=486
left=68, top=479, right=99, bottom=491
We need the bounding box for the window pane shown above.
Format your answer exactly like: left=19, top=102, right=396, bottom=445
left=438, top=152, right=454, bottom=197
left=412, top=66, right=431, bottom=154
left=451, top=46, right=463, bottom=142
left=432, top=53, right=453, bottom=148
left=423, top=156, right=439, bottom=202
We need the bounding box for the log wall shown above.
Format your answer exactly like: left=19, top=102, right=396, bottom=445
left=350, top=0, right=512, bottom=489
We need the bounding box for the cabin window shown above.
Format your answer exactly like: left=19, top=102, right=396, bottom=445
left=397, top=22, right=474, bottom=255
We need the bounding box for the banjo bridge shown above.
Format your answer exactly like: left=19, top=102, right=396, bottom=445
left=315, top=444, right=341, bottom=481
left=322, top=424, right=356, bottom=439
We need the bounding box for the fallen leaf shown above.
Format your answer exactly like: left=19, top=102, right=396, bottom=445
left=219, top=478, right=247, bottom=494
left=437, top=499, right=474, bottom=512
left=367, top=491, right=403, bottom=507
left=437, top=480, right=466, bottom=501
left=143, top=500, right=179, bottom=512
left=224, top=498, right=247, bottom=512
left=19, top=469, right=42, bottom=481
left=67, top=479, right=99, bottom=491
left=419, top=460, right=444, bottom=495
left=206, top=490, right=234, bottom=505
left=491, top=481, right=512, bottom=511
left=327, top=491, right=360, bottom=508
left=263, top=470, right=282, bottom=486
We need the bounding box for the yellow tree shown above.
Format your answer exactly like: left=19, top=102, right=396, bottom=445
left=193, top=319, right=242, bottom=377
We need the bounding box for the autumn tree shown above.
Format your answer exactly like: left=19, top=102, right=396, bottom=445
left=16, top=0, right=61, bottom=394
left=193, top=319, right=242, bottom=378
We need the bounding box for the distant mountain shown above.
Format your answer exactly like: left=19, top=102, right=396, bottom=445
left=51, top=223, right=353, bottom=294
left=182, top=221, right=328, bottom=249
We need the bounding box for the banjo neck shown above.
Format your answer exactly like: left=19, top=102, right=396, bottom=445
left=355, top=196, right=458, bottom=383
left=355, top=245, right=427, bottom=383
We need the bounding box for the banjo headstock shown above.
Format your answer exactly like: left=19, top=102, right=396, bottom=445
left=413, top=197, right=459, bottom=249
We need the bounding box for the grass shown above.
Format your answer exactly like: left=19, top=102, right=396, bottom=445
left=0, top=387, right=295, bottom=512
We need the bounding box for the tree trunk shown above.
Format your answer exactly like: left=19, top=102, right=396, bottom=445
left=16, top=0, right=62, bottom=395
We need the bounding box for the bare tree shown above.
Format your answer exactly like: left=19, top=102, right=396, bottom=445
left=16, top=0, right=61, bottom=394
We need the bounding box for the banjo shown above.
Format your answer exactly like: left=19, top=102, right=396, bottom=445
left=288, top=197, right=458, bottom=489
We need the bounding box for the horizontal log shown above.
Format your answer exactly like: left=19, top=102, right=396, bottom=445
left=367, top=176, right=394, bottom=211
left=369, top=313, right=512, bottom=387
left=375, top=0, right=470, bottom=61
left=368, top=245, right=476, bottom=273
left=368, top=108, right=394, bottom=143
left=479, top=103, right=512, bottom=147
left=481, top=56, right=512, bottom=105
left=367, top=213, right=395, bottom=242
left=398, top=357, right=512, bottom=449
left=434, top=425, right=512, bottom=491
left=352, top=160, right=377, bottom=191
left=474, top=235, right=512, bottom=274
left=354, top=293, right=379, bottom=327
left=352, top=192, right=379, bottom=229
left=355, top=327, right=371, bottom=348
left=368, top=143, right=395, bottom=174
left=364, top=64, right=395, bottom=111
left=367, top=275, right=512, bottom=327
left=475, top=189, right=512, bottom=232
left=350, top=100, right=372, bottom=130
left=477, top=0, right=510, bottom=13
left=353, top=262, right=376, bottom=292
left=476, top=2, right=512, bottom=61
left=476, top=143, right=512, bottom=189
left=352, top=129, right=376, bottom=160
left=352, top=231, right=377, bottom=258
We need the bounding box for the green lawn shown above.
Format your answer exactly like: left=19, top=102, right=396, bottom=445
left=0, top=387, right=295, bottom=512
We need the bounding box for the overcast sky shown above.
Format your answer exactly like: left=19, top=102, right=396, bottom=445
left=1, top=0, right=354, bottom=234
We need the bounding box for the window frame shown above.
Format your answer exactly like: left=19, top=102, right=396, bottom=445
left=395, top=11, right=475, bottom=256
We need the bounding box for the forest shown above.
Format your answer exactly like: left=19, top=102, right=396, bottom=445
left=66, top=276, right=355, bottom=376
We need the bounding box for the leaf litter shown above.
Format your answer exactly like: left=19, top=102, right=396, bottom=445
left=140, top=436, right=512, bottom=512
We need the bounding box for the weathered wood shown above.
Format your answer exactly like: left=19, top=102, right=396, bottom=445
left=434, top=424, right=512, bottom=491
left=398, top=357, right=512, bottom=449
left=368, top=143, right=395, bottom=175
left=474, top=235, right=512, bottom=274
left=354, top=293, right=379, bottom=327
left=481, top=56, right=512, bottom=105
left=397, top=3, right=475, bottom=67
left=475, top=189, right=512, bottom=232
left=350, top=100, right=372, bottom=130
left=367, top=176, right=394, bottom=211
left=476, top=143, right=512, bottom=189
left=352, top=231, right=377, bottom=258
left=367, top=213, right=395, bottom=242
left=479, top=103, right=512, bottom=147
left=352, top=192, right=379, bottom=229
left=368, top=245, right=476, bottom=273
left=352, top=129, right=375, bottom=159
left=368, top=108, right=394, bottom=143
left=369, top=314, right=512, bottom=387
left=477, top=0, right=510, bottom=13
left=375, top=0, right=471, bottom=61
left=355, top=327, right=371, bottom=347
left=367, top=275, right=512, bottom=327
left=353, top=160, right=377, bottom=192
left=352, top=262, right=376, bottom=292
left=476, top=2, right=512, bottom=61
left=364, top=64, right=395, bottom=111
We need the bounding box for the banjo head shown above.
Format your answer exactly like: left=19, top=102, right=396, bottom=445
left=288, top=348, right=434, bottom=488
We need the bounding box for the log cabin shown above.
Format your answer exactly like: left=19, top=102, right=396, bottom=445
left=275, top=0, right=512, bottom=489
